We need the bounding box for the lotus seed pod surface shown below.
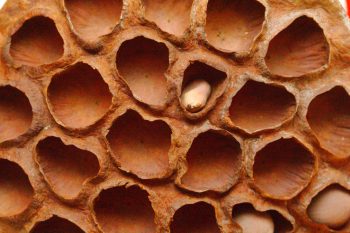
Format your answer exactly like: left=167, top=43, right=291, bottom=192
left=0, top=0, right=350, bottom=232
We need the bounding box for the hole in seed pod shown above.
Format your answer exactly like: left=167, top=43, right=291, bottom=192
left=47, top=62, right=112, bottom=129
left=36, top=136, right=100, bottom=199
left=30, top=215, right=85, bottom=233
left=10, top=16, right=64, bottom=66
left=253, top=138, right=315, bottom=199
left=265, top=16, right=329, bottom=77
left=143, top=0, right=192, bottom=36
left=0, top=86, right=32, bottom=143
left=307, top=86, right=350, bottom=159
left=107, top=110, right=171, bottom=179
left=179, top=130, right=241, bottom=193
left=307, top=184, right=350, bottom=230
left=65, top=0, right=122, bottom=41
left=180, top=61, right=226, bottom=113
left=232, top=203, right=293, bottom=233
left=94, top=185, right=156, bottom=233
left=229, top=80, right=296, bottom=133
left=205, top=0, right=265, bottom=52
left=116, top=37, right=169, bottom=107
left=170, top=202, right=220, bottom=233
left=0, top=159, right=33, bottom=216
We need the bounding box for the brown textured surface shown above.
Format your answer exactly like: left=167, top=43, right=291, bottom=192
left=0, top=0, right=350, bottom=232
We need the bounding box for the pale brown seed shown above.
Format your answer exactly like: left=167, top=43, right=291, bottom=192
left=233, top=209, right=274, bottom=233
left=308, top=186, right=350, bottom=229
left=180, top=79, right=211, bottom=113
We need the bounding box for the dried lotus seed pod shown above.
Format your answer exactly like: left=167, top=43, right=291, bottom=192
left=0, top=0, right=349, bottom=232
left=180, top=79, right=212, bottom=113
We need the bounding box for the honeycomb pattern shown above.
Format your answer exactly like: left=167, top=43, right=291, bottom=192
left=0, top=0, right=349, bottom=233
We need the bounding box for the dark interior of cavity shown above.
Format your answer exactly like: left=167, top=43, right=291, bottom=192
left=205, top=0, right=265, bottom=52
left=48, top=62, right=112, bottom=128
left=307, top=184, right=350, bottom=230
left=253, top=138, right=315, bottom=198
left=181, top=61, right=226, bottom=110
left=116, top=36, right=169, bottom=106
left=106, top=110, right=171, bottom=179
left=10, top=16, right=64, bottom=66
left=180, top=130, right=241, bottom=192
left=30, top=216, right=84, bottom=233
left=94, top=186, right=156, bottom=233
left=143, top=0, right=192, bottom=36
left=170, top=202, right=220, bottom=233
left=229, top=80, right=296, bottom=133
left=265, top=16, right=329, bottom=77
left=36, top=136, right=99, bottom=199
left=232, top=203, right=293, bottom=233
left=65, top=0, right=122, bottom=41
left=307, top=86, right=350, bottom=159
left=0, top=159, right=33, bottom=216
left=0, top=85, right=32, bottom=143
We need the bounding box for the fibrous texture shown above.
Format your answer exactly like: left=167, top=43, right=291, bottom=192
left=0, top=0, right=349, bottom=232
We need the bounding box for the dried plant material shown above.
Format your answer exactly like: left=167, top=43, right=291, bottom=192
left=106, top=110, right=172, bottom=179
left=205, top=0, right=265, bottom=52
left=170, top=202, right=220, bottom=233
left=93, top=185, right=156, bottom=233
left=9, top=16, right=64, bottom=66
left=143, top=0, right=192, bottom=36
left=65, top=0, right=122, bottom=42
left=0, top=159, right=33, bottom=217
left=229, top=80, right=296, bottom=133
left=30, top=216, right=84, bottom=233
left=307, top=185, right=350, bottom=230
left=0, top=86, right=32, bottom=143
left=232, top=203, right=274, bottom=233
left=181, top=79, right=211, bottom=113
left=47, top=62, right=112, bottom=129
left=0, top=0, right=349, bottom=232
left=265, top=16, right=329, bottom=77
left=36, top=137, right=100, bottom=200
left=116, top=36, right=169, bottom=107
left=307, top=86, right=350, bottom=159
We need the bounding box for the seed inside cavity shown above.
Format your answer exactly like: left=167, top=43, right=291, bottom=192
left=181, top=79, right=211, bottom=113
left=233, top=208, right=274, bottom=233
left=308, top=185, right=350, bottom=229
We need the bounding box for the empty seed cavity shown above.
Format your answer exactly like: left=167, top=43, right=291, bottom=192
left=36, top=136, right=100, bottom=200
left=116, top=36, right=169, bottom=107
left=10, top=16, right=64, bottom=66
left=47, top=62, right=112, bottom=129
left=229, top=80, right=296, bottom=134
left=205, top=0, right=265, bottom=52
left=179, top=130, right=242, bottom=193
left=65, top=0, right=122, bottom=41
left=232, top=203, right=293, bottom=233
left=143, top=0, right=192, bottom=36
left=107, top=110, right=172, bottom=179
left=180, top=61, right=226, bottom=114
left=307, top=184, right=350, bottom=230
left=253, top=138, right=315, bottom=200
left=0, top=159, right=34, bottom=217
left=93, top=185, right=156, bottom=233
left=265, top=16, right=329, bottom=77
left=30, top=216, right=85, bottom=233
left=0, top=86, right=32, bottom=143
left=181, top=79, right=211, bottom=113
left=170, top=202, right=220, bottom=233
left=307, top=86, right=350, bottom=159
